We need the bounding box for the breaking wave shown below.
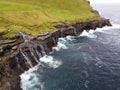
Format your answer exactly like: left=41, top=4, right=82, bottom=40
left=40, top=55, right=62, bottom=69
left=79, top=24, right=120, bottom=38
left=80, top=30, right=97, bottom=38
left=53, top=36, right=75, bottom=51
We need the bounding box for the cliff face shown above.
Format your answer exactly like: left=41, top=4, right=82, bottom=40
left=0, top=18, right=111, bottom=90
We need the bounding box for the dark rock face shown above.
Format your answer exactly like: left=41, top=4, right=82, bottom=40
left=0, top=18, right=111, bottom=90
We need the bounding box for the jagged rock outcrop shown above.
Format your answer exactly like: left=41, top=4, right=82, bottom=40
left=0, top=18, right=111, bottom=90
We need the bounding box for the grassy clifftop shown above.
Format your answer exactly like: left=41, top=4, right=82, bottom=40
left=0, top=0, right=98, bottom=38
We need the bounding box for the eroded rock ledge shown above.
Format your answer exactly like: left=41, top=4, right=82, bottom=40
left=0, top=18, right=111, bottom=90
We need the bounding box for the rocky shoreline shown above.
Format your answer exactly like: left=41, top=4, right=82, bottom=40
left=0, top=17, right=111, bottom=90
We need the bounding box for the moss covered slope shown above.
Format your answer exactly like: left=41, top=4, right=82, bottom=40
left=0, top=0, right=98, bottom=38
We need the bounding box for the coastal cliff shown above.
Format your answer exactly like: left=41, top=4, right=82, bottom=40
left=0, top=0, right=112, bottom=90
left=0, top=18, right=111, bottom=90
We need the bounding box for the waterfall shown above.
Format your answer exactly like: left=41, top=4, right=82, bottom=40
left=40, top=45, right=46, bottom=56
left=19, top=32, right=32, bottom=42
left=35, top=49, right=42, bottom=59
left=20, top=49, right=33, bottom=68
left=52, top=38, right=57, bottom=45
left=17, top=32, right=54, bottom=70
left=29, top=48, right=40, bottom=63
left=16, top=32, right=50, bottom=70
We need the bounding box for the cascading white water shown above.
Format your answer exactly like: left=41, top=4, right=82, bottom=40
left=29, top=48, right=40, bottom=63
left=35, top=49, right=42, bottom=59
left=20, top=49, right=33, bottom=68
left=19, top=32, right=32, bottom=42
left=40, top=45, right=46, bottom=56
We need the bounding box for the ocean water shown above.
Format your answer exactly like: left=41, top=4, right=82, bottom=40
left=20, top=4, right=120, bottom=90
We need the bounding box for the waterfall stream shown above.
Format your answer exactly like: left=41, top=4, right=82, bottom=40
left=20, top=49, right=33, bottom=68
left=19, top=32, right=32, bottom=42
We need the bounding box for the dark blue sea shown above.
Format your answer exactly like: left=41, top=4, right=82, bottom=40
left=20, top=3, right=120, bottom=90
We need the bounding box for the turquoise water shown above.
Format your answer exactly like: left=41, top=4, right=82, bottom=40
left=21, top=4, right=120, bottom=90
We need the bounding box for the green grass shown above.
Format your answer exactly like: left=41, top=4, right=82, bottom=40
left=0, top=0, right=99, bottom=38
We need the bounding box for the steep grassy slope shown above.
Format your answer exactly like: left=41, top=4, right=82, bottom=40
left=0, top=0, right=98, bottom=38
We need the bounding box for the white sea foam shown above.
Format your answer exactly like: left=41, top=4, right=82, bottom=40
left=53, top=36, right=76, bottom=51
left=79, top=24, right=120, bottom=38
left=20, top=65, right=41, bottom=90
left=97, top=24, right=120, bottom=31
left=53, top=41, right=68, bottom=51
left=53, top=37, right=68, bottom=51
left=40, top=55, right=62, bottom=69
left=20, top=54, right=62, bottom=90
left=21, top=73, right=39, bottom=90
left=80, top=30, right=97, bottom=38
left=20, top=55, right=62, bottom=90
left=21, top=73, right=44, bottom=90
left=66, top=35, right=76, bottom=41
left=95, top=28, right=104, bottom=32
